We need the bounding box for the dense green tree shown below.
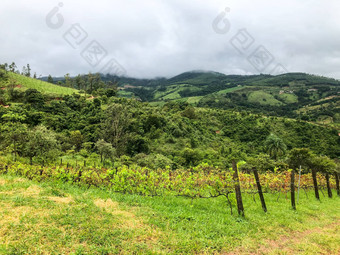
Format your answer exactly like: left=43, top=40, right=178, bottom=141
left=0, top=122, right=28, bottom=161
left=47, top=75, right=54, bottom=83
left=95, top=139, right=115, bottom=163
left=101, top=103, right=131, bottom=155
left=264, top=134, right=287, bottom=160
left=69, top=130, right=83, bottom=152
left=24, top=125, right=59, bottom=165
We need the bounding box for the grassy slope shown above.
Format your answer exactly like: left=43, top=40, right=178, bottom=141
left=1, top=174, right=339, bottom=254
left=248, top=91, right=284, bottom=106
left=5, top=72, right=77, bottom=95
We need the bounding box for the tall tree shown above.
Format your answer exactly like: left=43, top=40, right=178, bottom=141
left=26, top=64, right=31, bottom=77
left=64, top=73, right=72, bottom=87
left=47, top=75, right=54, bottom=83
left=264, top=133, right=287, bottom=160
left=95, top=139, right=115, bottom=163
left=9, top=62, right=17, bottom=72
left=24, top=125, right=59, bottom=165
left=1, top=122, right=28, bottom=161
left=101, top=103, right=131, bottom=155
left=69, top=130, right=83, bottom=152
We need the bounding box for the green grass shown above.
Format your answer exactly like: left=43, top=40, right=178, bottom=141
left=117, top=90, right=135, bottom=98
left=154, top=84, right=201, bottom=101
left=163, top=91, right=181, bottom=100
left=186, top=96, right=203, bottom=104
left=0, top=174, right=339, bottom=254
left=215, top=86, right=244, bottom=95
left=248, top=91, right=284, bottom=106
left=5, top=72, right=77, bottom=95
left=278, top=93, right=299, bottom=104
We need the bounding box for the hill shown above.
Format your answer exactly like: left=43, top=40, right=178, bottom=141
left=114, top=71, right=340, bottom=129
left=0, top=70, right=77, bottom=100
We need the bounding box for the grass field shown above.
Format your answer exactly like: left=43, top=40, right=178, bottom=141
left=278, top=93, right=299, bottom=104
left=215, top=86, right=244, bottom=95
left=0, top=174, right=339, bottom=254
left=248, top=91, right=284, bottom=106
left=5, top=72, right=77, bottom=95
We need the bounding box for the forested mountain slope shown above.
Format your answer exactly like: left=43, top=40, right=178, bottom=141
left=1, top=69, right=339, bottom=169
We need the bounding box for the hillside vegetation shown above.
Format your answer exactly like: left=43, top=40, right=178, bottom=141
left=0, top=64, right=339, bottom=254
left=0, top=70, right=77, bottom=98
left=113, top=71, right=340, bottom=129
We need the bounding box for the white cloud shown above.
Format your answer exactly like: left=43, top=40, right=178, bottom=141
left=1, top=0, right=339, bottom=79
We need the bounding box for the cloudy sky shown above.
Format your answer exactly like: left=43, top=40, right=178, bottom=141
left=1, top=0, right=340, bottom=79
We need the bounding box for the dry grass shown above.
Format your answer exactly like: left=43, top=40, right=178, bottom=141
left=47, top=196, right=73, bottom=204
left=0, top=175, right=165, bottom=254
left=94, top=198, right=162, bottom=248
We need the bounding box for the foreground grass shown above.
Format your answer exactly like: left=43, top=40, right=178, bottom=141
left=0, top=175, right=339, bottom=254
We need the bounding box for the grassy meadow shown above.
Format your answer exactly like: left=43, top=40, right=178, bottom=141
left=5, top=72, right=77, bottom=95
left=0, top=174, right=339, bottom=254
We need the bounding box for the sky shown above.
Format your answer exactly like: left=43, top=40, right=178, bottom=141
left=1, top=0, right=340, bottom=79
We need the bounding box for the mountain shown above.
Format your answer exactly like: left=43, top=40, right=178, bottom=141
left=38, top=70, right=340, bottom=130
left=116, top=71, right=340, bottom=129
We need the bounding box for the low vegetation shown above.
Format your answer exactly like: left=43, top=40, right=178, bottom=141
left=0, top=174, right=339, bottom=254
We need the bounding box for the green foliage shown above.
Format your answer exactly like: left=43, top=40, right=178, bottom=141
left=288, top=148, right=314, bottom=170
left=264, top=133, right=287, bottom=160
left=95, top=139, right=115, bottom=163
left=114, top=71, right=339, bottom=129
left=6, top=72, right=77, bottom=95
left=23, top=125, right=60, bottom=165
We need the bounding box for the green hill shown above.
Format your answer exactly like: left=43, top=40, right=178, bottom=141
left=115, top=71, right=340, bottom=129
left=0, top=70, right=77, bottom=96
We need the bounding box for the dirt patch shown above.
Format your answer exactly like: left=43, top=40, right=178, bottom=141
left=48, top=196, right=73, bottom=204
left=0, top=179, right=7, bottom=185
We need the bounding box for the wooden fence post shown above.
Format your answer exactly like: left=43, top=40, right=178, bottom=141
left=253, top=167, right=267, bottom=212
left=312, top=169, right=320, bottom=200
left=336, top=172, right=340, bottom=197
left=291, top=170, right=296, bottom=210
left=297, top=165, right=302, bottom=203
left=325, top=173, right=332, bottom=198
left=232, top=160, right=244, bottom=216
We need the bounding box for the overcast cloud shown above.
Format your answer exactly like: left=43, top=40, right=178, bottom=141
left=1, top=0, right=340, bottom=79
